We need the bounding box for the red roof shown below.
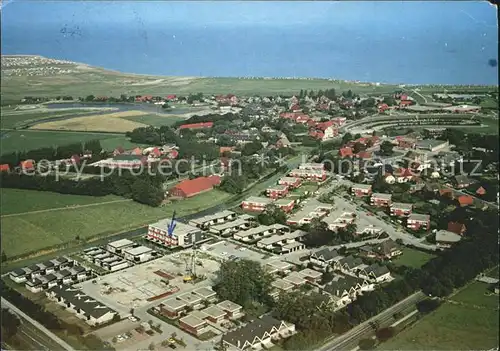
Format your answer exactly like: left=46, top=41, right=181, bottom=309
left=315, top=120, right=336, bottom=131
left=290, top=104, right=301, bottom=111
left=457, top=195, right=474, bottom=206
left=178, top=122, right=214, bottom=130
left=71, top=155, right=81, bottom=163
left=151, top=147, right=161, bottom=157
left=395, top=168, right=414, bottom=177
left=400, top=100, right=413, bottom=106
left=476, top=186, right=486, bottom=195
left=220, top=146, right=235, bottom=155
left=447, top=222, right=467, bottom=235
left=339, top=147, right=353, bottom=158
left=20, top=160, right=35, bottom=169
left=356, top=151, right=372, bottom=159
left=171, top=176, right=221, bottom=197
left=169, top=149, right=179, bottom=159
left=166, top=95, right=177, bottom=100
left=131, top=147, right=142, bottom=155
left=0, top=164, right=10, bottom=172
left=400, top=94, right=409, bottom=101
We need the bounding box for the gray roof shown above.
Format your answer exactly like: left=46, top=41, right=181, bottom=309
left=352, top=183, right=372, bottom=190
left=311, top=248, right=340, bottom=262
left=217, top=300, right=242, bottom=312
left=48, top=285, right=115, bottom=319
left=391, top=202, right=413, bottom=210
left=416, top=139, right=448, bottom=148
left=179, top=314, right=206, bottom=328
left=454, top=175, right=471, bottom=185
left=408, top=213, right=430, bottom=222
left=339, top=255, right=363, bottom=269
left=372, top=193, right=392, bottom=200
left=201, top=305, right=226, bottom=319
left=243, top=196, right=273, bottom=205
left=364, top=263, right=390, bottom=278
left=436, top=230, right=462, bottom=243
left=222, top=315, right=284, bottom=348
left=324, top=276, right=364, bottom=296
left=374, top=239, right=399, bottom=255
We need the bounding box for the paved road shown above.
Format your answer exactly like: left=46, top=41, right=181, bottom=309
left=317, top=291, right=426, bottom=351
left=1, top=298, right=73, bottom=351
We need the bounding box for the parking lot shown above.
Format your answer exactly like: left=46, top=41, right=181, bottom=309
left=77, top=252, right=221, bottom=315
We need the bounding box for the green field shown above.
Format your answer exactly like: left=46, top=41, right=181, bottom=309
left=0, top=109, right=103, bottom=129
left=122, top=114, right=186, bottom=127
left=392, top=248, right=436, bottom=269
left=0, top=188, right=230, bottom=258
left=0, top=189, right=124, bottom=215
left=0, top=129, right=142, bottom=153
left=381, top=276, right=499, bottom=350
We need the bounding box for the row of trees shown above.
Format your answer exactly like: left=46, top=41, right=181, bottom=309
left=0, top=170, right=166, bottom=207
left=0, top=139, right=103, bottom=167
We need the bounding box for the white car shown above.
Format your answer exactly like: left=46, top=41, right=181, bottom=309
left=239, top=247, right=246, bottom=251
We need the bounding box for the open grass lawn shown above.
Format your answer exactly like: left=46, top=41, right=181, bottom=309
left=381, top=279, right=499, bottom=350
left=0, top=129, right=140, bottom=153
left=0, top=188, right=230, bottom=258
left=122, top=114, right=186, bottom=127
left=0, top=110, right=97, bottom=129
left=291, top=183, right=319, bottom=197
left=1, top=188, right=123, bottom=215
left=392, top=248, right=436, bottom=269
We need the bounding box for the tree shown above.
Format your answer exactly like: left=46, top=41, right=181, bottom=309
left=341, top=133, right=353, bottom=145
left=1, top=250, right=7, bottom=262
left=1, top=308, right=21, bottom=343
left=213, top=259, right=273, bottom=307
left=382, top=96, right=397, bottom=106
left=380, top=141, right=394, bottom=156
left=353, top=142, right=365, bottom=154
left=148, top=342, right=155, bottom=350
left=376, top=327, right=395, bottom=342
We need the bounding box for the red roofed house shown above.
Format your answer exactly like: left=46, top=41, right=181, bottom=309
left=20, top=160, right=35, bottom=171
left=70, top=155, right=81, bottom=164
left=179, top=122, right=214, bottom=130
left=447, top=222, right=467, bottom=235
left=220, top=146, right=236, bottom=155
left=0, top=164, right=10, bottom=172
left=399, top=100, right=413, bottom=108
left=339, top=147, right=354, bottom=158
left=394, top=168, right=414, bottom=183
left=266, top=184, right=289, bottom=199
left=295, top=114, right=311, bottom=124
left=151, top=147, right=162, bottom=157
left=476, top=186, right=486, bottom=196
left=113, top=146, right=125, bottom=156
left=378, top=103, right=389, bottom=113
left=135, top=95, right=153, bottom=102
left=396, top=137, right=417, bottom=149
left=131, top=147, right=143, bottom=156
left=290, top=104, right=301, bottom=112
left=168, top=149, right=179, bottom=159
left=355, top=151, right=372, bottom=159
left=457, top=195, right=474, bottom=207
left=169, top=176, right=221, bottom=198
left=166, top=95, right=177, bottom=101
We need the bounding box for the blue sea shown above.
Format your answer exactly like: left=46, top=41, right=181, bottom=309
left=1, top=1, right=498, bottom=85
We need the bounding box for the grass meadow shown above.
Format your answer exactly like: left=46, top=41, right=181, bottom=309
left=381, top=267, right=500, bottom=350
left=392, top=248, right=436, bottom=269
left=0, top=188, right=230, bottom=258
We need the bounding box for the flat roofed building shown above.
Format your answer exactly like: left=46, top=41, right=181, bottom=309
left=147, top=220, right=204, bottom=248
left=271, top=279, right=294, bottom=294
left=266, top=184, right=289, bottom=199
left=266, top=260, right=294, bottom=274
left=233, top=225, right=276, bottom=243
left=289, top=168, right=326, bottom=182
left=370, top=193, right=392, bottom=207
left=256, top=230, right=307, bottom=251
left=106, top=239, right=135, bottom=254
left=217, top=300, right=243, bottom=319
left=390, top=202, right=413, bottom=217
left=210, top=218, right=251, bottom=237
left=416, top=139, right=449, bottom=152
left=177, top=293, right=203, bottom=308
left=193, top=287, right=217, bottom=302
left=160, top=298, right=187, bottom=318
left=274, top=198, right=296, bottom=213
left=179, top=314, right=208, bottom=336
left=201, top=305, right=226, bottom=323
left=407, top=213, right=431, bottom=231
left=351, top=183, right=372, bottom=197
left=436, top=230, right=462, bottom=249
left=298, top=268, right=322, bottom=282
left=188, top=210, right=237, bottom=229
left=286, top=200, right=333, bottom=225
left=123, top=246, right=153, bottom=263
left=278, top=177, right=302, bottom=189
left=241, top=196, right=274, bottom=212
left=283, top=272, right=306, bottom=286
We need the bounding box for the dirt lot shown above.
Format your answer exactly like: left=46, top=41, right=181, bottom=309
left=30, top=110, right=149, bottom=132
left=77, top=252, right=221, bottom=314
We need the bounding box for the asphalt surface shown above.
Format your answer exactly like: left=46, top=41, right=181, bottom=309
left=317, top=291, right=426, bottom=351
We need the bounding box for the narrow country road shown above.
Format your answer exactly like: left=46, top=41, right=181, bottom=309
left=1, top=199, right=133, bottom=218
left=1, top=297, right=74, bottom=351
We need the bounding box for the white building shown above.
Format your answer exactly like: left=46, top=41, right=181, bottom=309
left=123, top=246, right=154, bottom=263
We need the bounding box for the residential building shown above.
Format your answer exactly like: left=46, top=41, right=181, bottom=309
left=323, top=276, right=368, bottom=308
left=395, top=137, right=417, bottom=149
left=322, top=210, right=356, bottom=232
left=447, top=222, right=467, bottom=235
left=46, top=285, right=116, bottom=326
left=416, top=139, right=449, bottom=152
left=96, top=155, right=147, bottom=169
left=390, top=202, right=413, bottom=217
left=372, top=239, right=402, bottom=259
left=278, top=177, right=302, bottom=189
left=298, top=268, right=322, bottom=283
left=453, top=175, right=473, bottom=189
left=358, top=263, right=392, bottom=283
left=169, top=176, right=221, bottom=198
left=310, top=248, right=342, bottom=268
left=339, top=147, right=354, bottom=158
left=289, top=168, right=326, bottom=182
left=123, top=246, right=154, bottom=263
left=457, top=195, right=474, bottom=207
left=436, top=230, right=462, bottom=249
left=177, top=292, right=204, bottom=309
left=283, top=272, right=307, bottom=287
left=217, top=300, right=243, bottom=319
left=233, top=225, right=277, bottom=243
left=286, top=200, right=333, bottom=226
left=210, top=218, right=251, bottom=237
left=370, top=193, right=392, bottom=207
left=0, top=164, right=10, bottom=172
left=336, top=255, right=364, bottom=273
left=201, top=305, right=226, bottom=323
left=256, top=230, right=307, bottom=253
left=193, top=287, right=217, bottom=303
left=351, top=184, right=372, bottom=197
left=159, top=299, right=186, bottom=318
left=241, top=196, right=273, bottom=212
left=178, top=314, right=208, bottom=336
left=407, top=213, right=431, bottom=231
left=221, top=316, right=296, bottom=350
left=270, top=279, right=295, bottom=298
left=147, top=220, right=205, bottom=248
left=19, top=159, right=35, bottom=172
left=106, top=239, right=135, bottom=254
left=266, top=184, right=289, bottom=199
left=274, top=198, right=295, bottom=213
left=188, top=210, right=238, bottom=230
left=266, top=260, right=294, bottom=275
left=393, top=168, right=415, bottom=183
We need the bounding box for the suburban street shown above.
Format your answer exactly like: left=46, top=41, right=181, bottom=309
left=317, top=291, right=426, bottom=351
left=1, top=298, right=74, bottom=351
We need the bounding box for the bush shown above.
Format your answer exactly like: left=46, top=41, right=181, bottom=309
left=359, top=338, right=376, bottom=350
